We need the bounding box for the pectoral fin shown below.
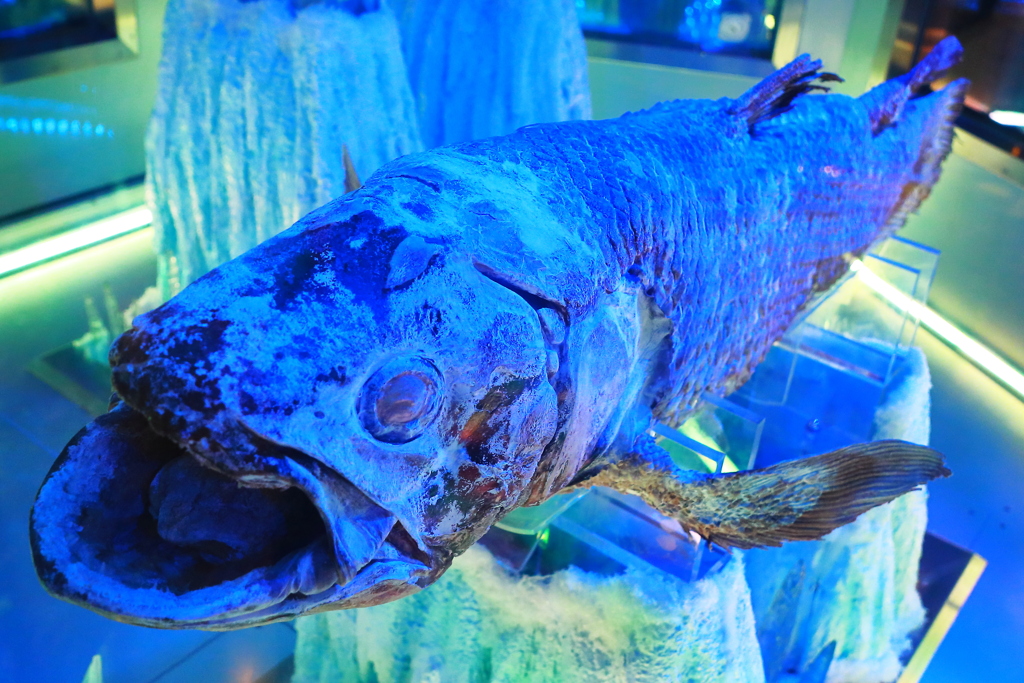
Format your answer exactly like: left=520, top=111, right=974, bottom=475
left=580, top=435, right=950, bottom=550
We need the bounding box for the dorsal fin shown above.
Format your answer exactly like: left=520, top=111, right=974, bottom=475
left=860, top=36, right=964, bottom=133
left=729, top=55, right=843, bottom=132
left=342, top=145, right=362, bottom=193
left=903, top=36, right=964, bottom=91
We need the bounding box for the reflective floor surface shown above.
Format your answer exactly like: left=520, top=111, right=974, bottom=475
left=0, top=227, right=1021, bottom=682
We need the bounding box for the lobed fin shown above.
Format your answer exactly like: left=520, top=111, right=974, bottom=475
left=580, top=436, right=950, bottom=550
left=861, top=36, right=964, bottom=133
left=728, top=55, right=842, bottom=132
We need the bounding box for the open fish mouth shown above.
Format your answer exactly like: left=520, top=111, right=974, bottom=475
left=30, top=402, right=435, bottom=630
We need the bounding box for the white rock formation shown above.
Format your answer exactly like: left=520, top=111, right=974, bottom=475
left=146, top=0, right=422, bottom=290
left=392, top=0, right=592, bottom=149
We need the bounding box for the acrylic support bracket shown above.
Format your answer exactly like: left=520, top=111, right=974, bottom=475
left=483, top=236, right=940, bottom=583
left=730, top=236, right=939, bottom=466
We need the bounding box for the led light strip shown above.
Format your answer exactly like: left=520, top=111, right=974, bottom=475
left=0, top=205, right=153, bottom=278
left=851, top=259, right=1024, bottom=400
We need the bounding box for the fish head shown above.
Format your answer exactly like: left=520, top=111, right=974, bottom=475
left=31, top=195, right=562, bottom=629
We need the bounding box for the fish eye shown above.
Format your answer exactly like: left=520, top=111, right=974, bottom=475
left=358, top=357, right=442, bottom=444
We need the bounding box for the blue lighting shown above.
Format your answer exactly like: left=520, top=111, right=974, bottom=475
left=0, top=114, right=112, bottom=139
left=0, top=94, right=111, bottom=140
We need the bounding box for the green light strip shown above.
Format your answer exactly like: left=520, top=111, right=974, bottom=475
left=0, top=206, right=152, bottom=278
left=852, top=259, right=1024, bottom=401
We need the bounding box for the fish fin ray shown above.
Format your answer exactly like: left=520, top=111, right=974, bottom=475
left=343, top=145, right=362, bottom=193
left=729, top=55, right=842, bottom=132
left=582, top=436, right=949, bottom=550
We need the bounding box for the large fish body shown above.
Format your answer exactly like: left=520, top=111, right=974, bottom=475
left=32, top=40, right=964, bottom=629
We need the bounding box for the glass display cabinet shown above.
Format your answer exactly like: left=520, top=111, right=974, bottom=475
left=0, top=0, right=138, bottom=83
left=576, top=0, right=785, bottom=60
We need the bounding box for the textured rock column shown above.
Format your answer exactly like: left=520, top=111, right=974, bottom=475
left=392, top=0, right=592, bottom=148
left=146, top=0, right=422, bottom=290
left=293, top=546, right=765, bottom=683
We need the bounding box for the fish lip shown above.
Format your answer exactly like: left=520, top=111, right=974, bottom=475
left=31, top=401, right=438, bottom=630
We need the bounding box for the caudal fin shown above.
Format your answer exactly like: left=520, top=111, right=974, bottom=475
left=582, top=437, right=950, bottom=550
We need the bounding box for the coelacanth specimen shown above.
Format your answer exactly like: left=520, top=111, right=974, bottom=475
left=31, top=39, right=965, bottom=629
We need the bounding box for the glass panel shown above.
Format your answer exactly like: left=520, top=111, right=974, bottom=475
left=576, top=0, right=786, bottom=60
left=731, top=237, right=940, bottom=464
left=0, top=0, right=117, bottom=62
left=654, top=391, right=764, bottom=473
left=494, top=489, right=587, bottom=536
left=481, top=486, right=731, bottom=583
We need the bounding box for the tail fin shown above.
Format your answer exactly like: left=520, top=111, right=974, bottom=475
left=582, top=438, right=950, bottom=550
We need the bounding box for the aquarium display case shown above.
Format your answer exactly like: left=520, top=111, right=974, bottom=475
left=576, top=0, right=785, bottom=59
left=0, top=0, right=138, bottom=83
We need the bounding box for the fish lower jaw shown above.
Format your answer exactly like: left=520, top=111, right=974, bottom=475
left=30, top=401, right=434, bottom=630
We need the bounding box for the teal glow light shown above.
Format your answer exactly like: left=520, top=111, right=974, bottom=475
left=0, top=206, right=152, bottom=279
left=851, top=259, right=1024, bottom=401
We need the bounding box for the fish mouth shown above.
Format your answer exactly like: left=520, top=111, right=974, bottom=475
left=30, top=402, right=437, bottom=630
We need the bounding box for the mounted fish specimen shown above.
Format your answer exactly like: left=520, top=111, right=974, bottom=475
left=146, top=0, right=422, bottom=292
left=32, top=39, right=965, bottom=629
left=391, top=0, right=591, bottom=148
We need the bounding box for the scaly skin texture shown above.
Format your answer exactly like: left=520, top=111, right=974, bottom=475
left=31, top=41, right=965, bottom=629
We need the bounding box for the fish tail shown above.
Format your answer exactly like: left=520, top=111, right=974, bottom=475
left=581, top=437, right=949, bottom=550
left=878, top=75, right=969, bottom=236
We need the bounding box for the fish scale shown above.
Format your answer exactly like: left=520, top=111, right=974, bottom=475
left=448, top=112, right=858, bottom=424
left=30, top=39, right=964, bottom=629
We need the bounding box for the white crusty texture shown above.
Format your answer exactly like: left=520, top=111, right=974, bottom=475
left=146, top=0, right=422, bottom=289
left=393, top=0, right=591, bottom=148
left=292, top=545, right=765, bottom=683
